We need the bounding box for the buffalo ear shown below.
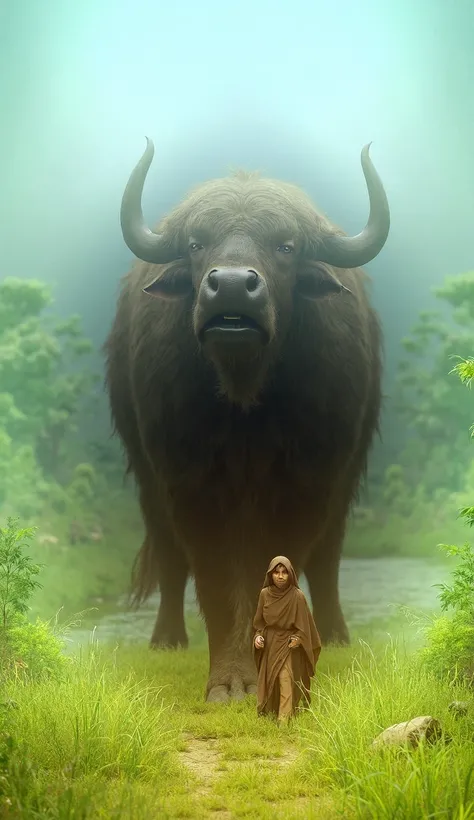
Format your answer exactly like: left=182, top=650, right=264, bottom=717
left=296, top=262, right=353, bottom=301
left=143, top=268, right=192, bottom=301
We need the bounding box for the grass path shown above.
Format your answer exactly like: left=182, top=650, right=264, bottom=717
left=2, top=629, right=474, bottom=818
left=177, top=730, right=309, bottom=817
left=179, top=734, right=223, bottom=798
left=175, top=725, right=335, bottom=818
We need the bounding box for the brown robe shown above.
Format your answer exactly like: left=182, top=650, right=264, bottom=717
left=252, top=555, right=322, bottom=717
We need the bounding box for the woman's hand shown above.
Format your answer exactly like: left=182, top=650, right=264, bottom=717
left=254, top=635, right=264, bottom=649
left=288, top=635, right=301, bottom=649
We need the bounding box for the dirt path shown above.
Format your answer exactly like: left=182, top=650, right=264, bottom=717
left=178, top=732, right=302, bottom=817
left=178, top=735, right=223, bottom=796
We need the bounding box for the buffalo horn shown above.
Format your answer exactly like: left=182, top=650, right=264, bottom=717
left=317, top=143, right=390, bottom=269
left=120, top=138, right=177, bottom=264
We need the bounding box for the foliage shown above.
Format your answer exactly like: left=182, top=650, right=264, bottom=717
left=0, top=517, right=67, bottom=681
left=355, top=272, right=474, bottom=535
left=0, top=280, right=155, bottom=619
left=3, top=612, right=70, bottom=681
left=0, top=277, right=98, bottom=484
left=435, top=522, right=474, bottom=616
left=381, top=464, right=419, bottom=516
left=0, top=278, right=125, bottom=556
left=419, top=535, right=474, bottom=680
left=453, top=355, right=474, bottom=388
left=418, top=610, right=474, bottom=680
left=418, top=356, right=474, bottom=679
left=0, top=518, right=42, bottom=631
left=394, top=271, right=474, bottom=494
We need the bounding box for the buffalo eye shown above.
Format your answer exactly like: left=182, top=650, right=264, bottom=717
left=276, top=243, right=294, bottom=254
left=189, top=241, right=204, bottom=253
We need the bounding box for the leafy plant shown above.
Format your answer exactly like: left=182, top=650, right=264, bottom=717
left=0, top=518, right=42, bottom=632
left=434, top=536, right=474, bottom=617
left=419, top=356, right=474, bottom=679
left=5, top=613, right=69, bottom=680
left=0, top=518, right=67, bottom=681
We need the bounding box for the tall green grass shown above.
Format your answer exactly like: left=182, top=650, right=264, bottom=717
left=1, top=630, right=474, bottom=818
left=302, top=638, right=474, bottom=818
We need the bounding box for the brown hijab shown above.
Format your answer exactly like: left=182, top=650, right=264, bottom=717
left=252, top=556, right=321, bottom=717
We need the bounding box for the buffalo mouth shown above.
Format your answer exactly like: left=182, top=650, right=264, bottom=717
left=199, top=314, right=268, bottom=345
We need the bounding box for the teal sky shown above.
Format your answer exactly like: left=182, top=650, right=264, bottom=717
left=1, top=0, right=473, bottom=443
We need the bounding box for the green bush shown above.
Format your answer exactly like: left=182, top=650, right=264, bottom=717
left=3, top=612, right=69, bottom=681
left=419, top=356, right=474, bottom=679
left=0, top=518, right=68, bottom=682
left=420, top=610, right=474, bottom=680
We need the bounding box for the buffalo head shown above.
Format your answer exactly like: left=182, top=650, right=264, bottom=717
left=119, top=138, right=390, bottom=406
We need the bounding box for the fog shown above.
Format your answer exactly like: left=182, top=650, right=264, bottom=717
left=1, top=0, right=473, bottom=456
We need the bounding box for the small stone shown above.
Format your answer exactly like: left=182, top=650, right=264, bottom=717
left=372, top=716, right=443, bottom=749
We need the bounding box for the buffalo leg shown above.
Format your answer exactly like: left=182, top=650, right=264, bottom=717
left=136, top=486, right=190, bottom=649
left=192, top=556, right=261, bottom=702
left=304, top=535, right=349, bottom=645
left=150, top=542, right=189, bottom=649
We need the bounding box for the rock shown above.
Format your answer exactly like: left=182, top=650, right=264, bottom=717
left=448, top=700, right=469, bottom=717
left=372, top=716, right=443, bottom=749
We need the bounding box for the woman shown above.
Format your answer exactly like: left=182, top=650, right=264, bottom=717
left=253, top=555, right=321, bottom=724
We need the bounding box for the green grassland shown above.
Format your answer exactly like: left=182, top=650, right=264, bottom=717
left=1, top=624, right=474, bottom=820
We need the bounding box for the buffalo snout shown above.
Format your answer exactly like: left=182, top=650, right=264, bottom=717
left=202, top=267, right=265, bottom=299
left=196, top=267, right=271, bottom=346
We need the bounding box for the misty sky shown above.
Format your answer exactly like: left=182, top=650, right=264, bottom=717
left=1, top=0, right=474, bottom=449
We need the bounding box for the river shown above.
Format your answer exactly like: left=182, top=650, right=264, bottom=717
left=67, top=556, right=451, bottom=651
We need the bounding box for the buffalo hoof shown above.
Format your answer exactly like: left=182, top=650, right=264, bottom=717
left=322, top=632, right=350, bottom=647
left=149, top=627, right=188, bottom=650
left=207, top=685, right=231, bottom=703
left=318, top=623, right=350, bottom=646
left=206, top=676, right=257, bottom=703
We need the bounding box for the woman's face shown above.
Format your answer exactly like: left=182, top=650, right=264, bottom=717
left=272, top=564, right=289, bottom=589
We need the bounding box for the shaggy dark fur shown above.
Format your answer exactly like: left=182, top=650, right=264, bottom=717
left=104, top=155, right=386, bottom=702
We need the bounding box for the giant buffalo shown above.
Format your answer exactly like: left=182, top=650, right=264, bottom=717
left=104, top=138, right=389, bottom=702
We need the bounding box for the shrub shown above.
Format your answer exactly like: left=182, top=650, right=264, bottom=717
left=0, top=518, right=68, bottom=681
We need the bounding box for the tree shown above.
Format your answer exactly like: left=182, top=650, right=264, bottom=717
left=0, top=278, right=98, bottom=479
left=419, top=356, right=474, bottom=681
left=394, top=271, right=474, bottom=494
